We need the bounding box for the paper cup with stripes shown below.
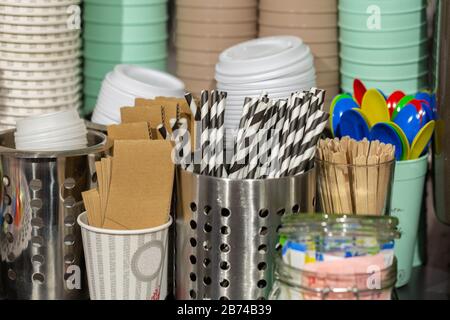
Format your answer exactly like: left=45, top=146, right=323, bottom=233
left=77, top=212, right=172, bottom=300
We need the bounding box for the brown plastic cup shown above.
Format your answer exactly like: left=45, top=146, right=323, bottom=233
left=179, top=76, right=216, bottom=94
left=259, top=10, right=337, bottom=28
left=315, top=56, right=339, bottom=72
left=259, top=25, right=338, bottom=43
left=309, top=42, right=339, bottom=58
left=176, top=62, right=216, bottom=80
left=176, top=6, right=257, bottom=23
left=175, top=34, right=255, bottom=52
left=176, top=20, right=257, bottom=37
left=177, top=0, right=257, bottom=9
left=176, top=49, right=220, bottom=66
left=316, top=70, right=340, bottom=86
left=259, top=0, right=337, bottom=13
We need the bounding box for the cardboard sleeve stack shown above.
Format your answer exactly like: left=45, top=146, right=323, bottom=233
left=258, top=0, right=339, bottom=111
left=174, top=0, right=258, bottom=95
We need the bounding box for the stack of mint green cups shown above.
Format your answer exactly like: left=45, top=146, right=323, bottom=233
left=339, top=0, right=429, bottom=95
left=83, top=0, right=168, bottom=115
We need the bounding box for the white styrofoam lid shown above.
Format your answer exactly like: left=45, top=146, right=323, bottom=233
left=216, top=36, right=309, bottom=76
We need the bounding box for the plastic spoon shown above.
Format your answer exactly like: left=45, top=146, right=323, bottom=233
left=387, top=122, right=410, bottom=160
left=387, top=90, right=405, bottom=118
left=353, top=78, right=366, bottom=106
left=370, top=122, right=403, bottom=161
left=391, top=95, right=414, bottom=119
left=331, top=97, right=360, bottom=137
left=415, top=92, right=432, bottom=106
left=361, top=88, right=390, bottom=127
left=410, top=120, right=435, bottom=160
left=339, top=108, right=370, bottom=140
left=393, top=104, right=421, bottom=145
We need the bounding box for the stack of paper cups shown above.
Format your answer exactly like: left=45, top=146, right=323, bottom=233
left=339, top=0, right=429, bottom=94
left=258, top=0, right=339, bottom=109
left=175, top=0, right=258, bottom=95
left=83, top=0, right=169, bottom=115
left=78, top=213, right=172, bottom=300
left=0, top=0, right=82, bottom=130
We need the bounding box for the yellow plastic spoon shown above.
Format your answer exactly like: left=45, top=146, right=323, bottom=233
left=409, top=120, right=435, bottom=160
left=361, top=88, right=390, bottom=127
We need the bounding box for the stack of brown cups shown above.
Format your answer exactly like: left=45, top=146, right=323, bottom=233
left=258, top=0, right=339, bottom=109
left=175, top=0, right=258, bottom=94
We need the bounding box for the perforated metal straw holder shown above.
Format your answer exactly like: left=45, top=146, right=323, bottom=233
left=0, top=130, right=111, bottom=300
left=176, top=168, right=316, bottom=300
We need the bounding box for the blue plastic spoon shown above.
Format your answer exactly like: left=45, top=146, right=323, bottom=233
left=331, top=97, right=359, bottom=137
left=393, top=104, right=421, bottom=145
left=370, top=122, right=403, bottom=161
left=339, top=108, right=370, bottom=140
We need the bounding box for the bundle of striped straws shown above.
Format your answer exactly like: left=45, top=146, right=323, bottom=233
left=176, top=88, right=329, bottom=179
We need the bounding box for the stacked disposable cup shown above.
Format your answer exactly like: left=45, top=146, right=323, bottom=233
left=258, top=0, right=339, bottom=107
left=78, top=213, right=172, bottom=300
left=14, top=109, right=87, bottom=151
left=83, top=0, right=169, bottom=115
left=339, top=0, right=429, bottom=94
left=92, top=64, right=185, bottom=125
left=175, top=0, right=258, bottom=94
left=215, top=36, right=316, bottom=150
left=0, top=0, right=82, bottom=131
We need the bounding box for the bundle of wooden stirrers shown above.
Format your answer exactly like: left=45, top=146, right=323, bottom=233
left=316, top=137, right=396, bottom=216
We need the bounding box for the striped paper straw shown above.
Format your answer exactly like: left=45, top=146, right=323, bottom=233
left=255, top=101, right=279, bottom=179
left=228, top=100, right=267, bottom=179
left=215, top=92, right=226, bottom=177
left=247, top=100, right=276, bottom=179
left=278, top=96, right=303, bottom=177
left=287, top=97, right=312, bottom=174
left=208, top=91, right=218, bottom=176
left=267, top=100, right=288, bottom=178
left=200, top=90, right=210, bottom=175
left=291, top=111, right=329, bottom=175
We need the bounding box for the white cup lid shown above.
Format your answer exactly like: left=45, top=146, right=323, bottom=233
left=216, top=36, right=309, bottom=76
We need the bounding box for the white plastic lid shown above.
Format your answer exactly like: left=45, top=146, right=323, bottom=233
left=216, top=52, right=314, bottom=84
left=111, top=64, right=185, bottom=97
left=216, top=36, right=308, bottom=76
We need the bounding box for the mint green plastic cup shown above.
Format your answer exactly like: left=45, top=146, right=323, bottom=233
left=340, top=56, right=429, bottom=79
left=339, top=8, right=426, bottom=30
left=84, top=21, right=168, bottom=43
left=390, top=155, right=428, bottom=288
left=340, top=23, right=427, bottom=48
left=84, top=2, right=167, bottom=25
left=339, top=0, right=425, bottom=13
left=83, top=77, right=103, bottom=97
left=83, top=94, right=98, bottom=115
left=340, top=39, right=428, bottom=65
left=341, top=73, right=429, bottom=94
left=84, top=40, right=167, bottom=62
left=84, top=58, right=167, bottom=79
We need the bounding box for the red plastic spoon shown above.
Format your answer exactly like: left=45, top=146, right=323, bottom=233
left=353, top=79, right=367, bottom=106
left=386, top=90, right=405, bottom=118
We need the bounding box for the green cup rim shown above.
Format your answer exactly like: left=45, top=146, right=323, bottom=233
left=340, top=54, right=429, bottom=66
left=339, top=37, right=430, bottom=49
left=341, top=69, right=429, bottom=81
left=339, top=22, right=426, bottom=33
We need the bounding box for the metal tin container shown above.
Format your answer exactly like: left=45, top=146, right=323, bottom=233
left=175, top=168, right=316, bottom=300
left=0, top=129, right=111, bottom=299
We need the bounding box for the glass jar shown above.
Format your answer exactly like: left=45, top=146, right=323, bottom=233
left=270, top=214, right=400, bottom=300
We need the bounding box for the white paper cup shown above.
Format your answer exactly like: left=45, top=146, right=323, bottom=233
left=78, top=212, right=172, bottom=300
